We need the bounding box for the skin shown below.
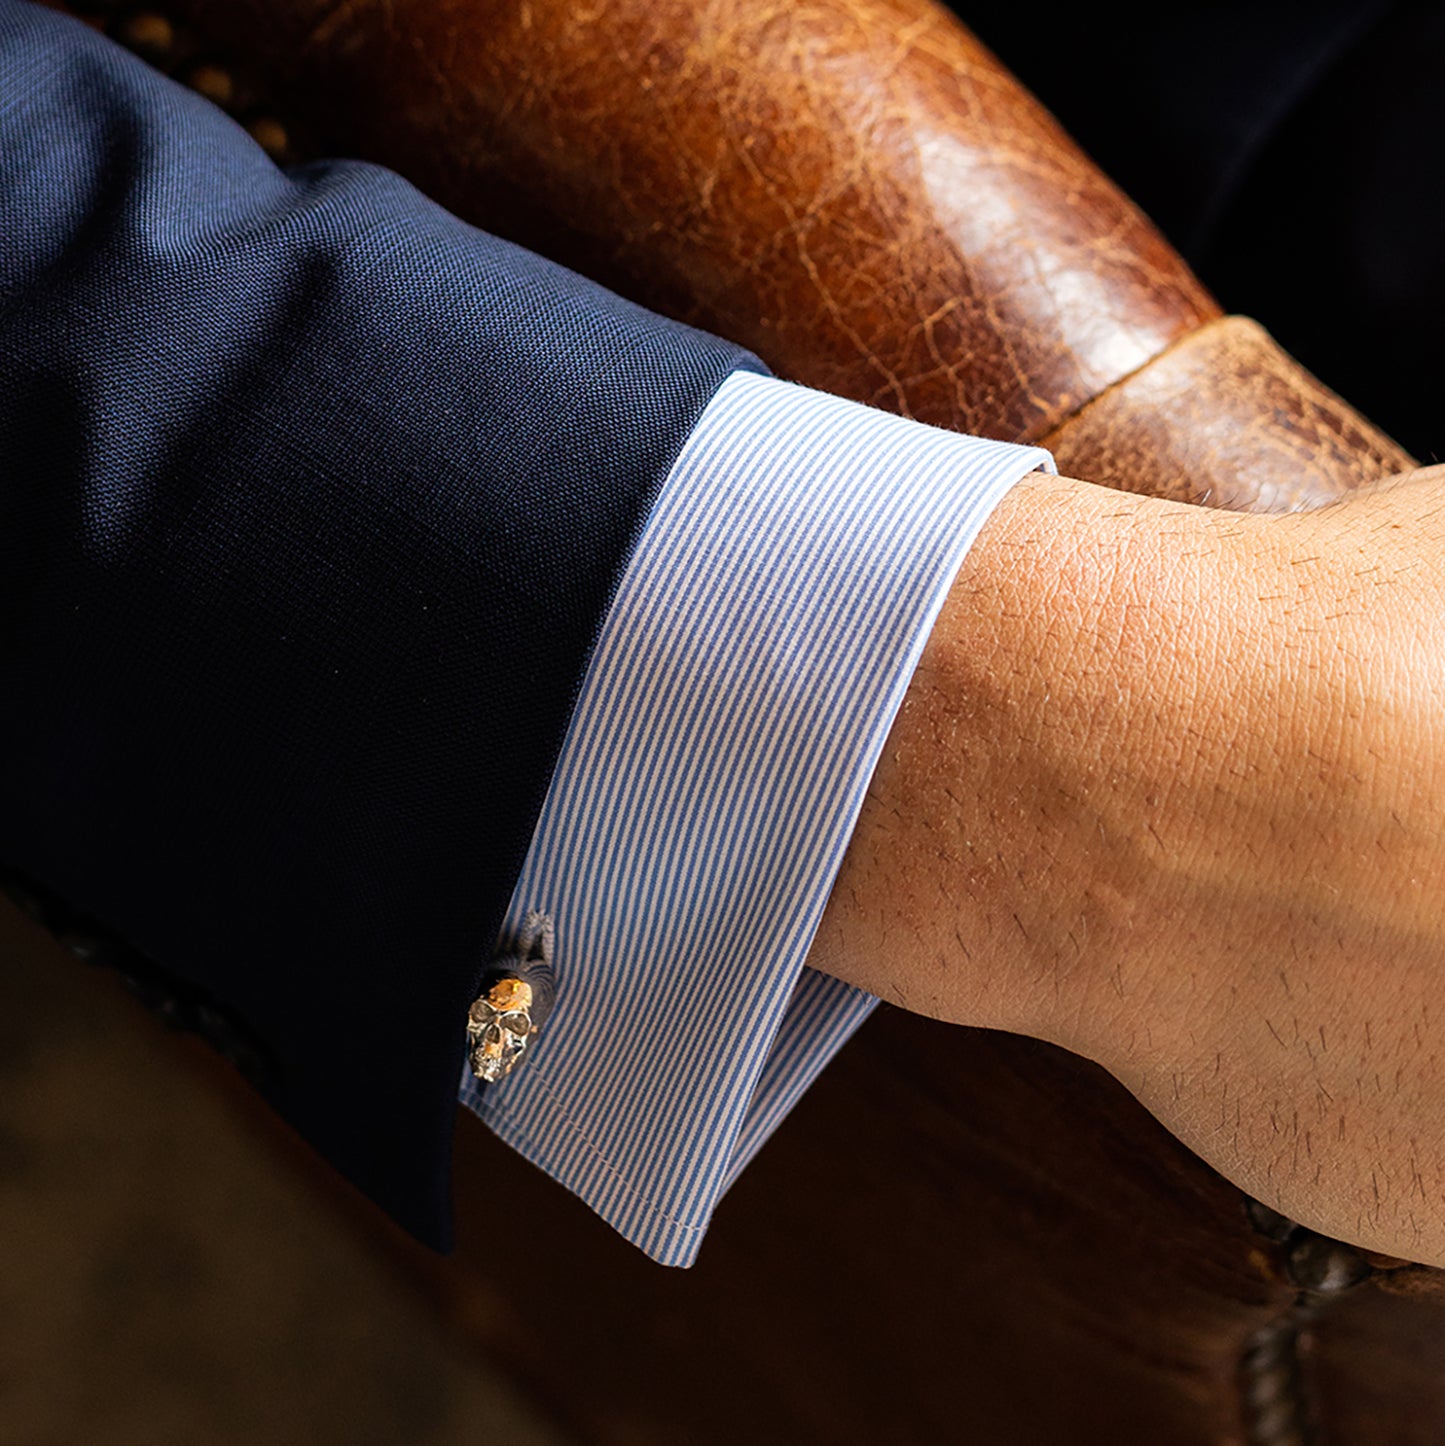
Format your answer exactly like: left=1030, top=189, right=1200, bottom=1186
left=807, top=462, right=1445, bottom=1266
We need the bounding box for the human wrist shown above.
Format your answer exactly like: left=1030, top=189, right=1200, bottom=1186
left=1097, top=476, right=1445, bottom=1073
left=810, top=471, right=1254, bottom=1054
left=1082, top=474, right=1445, bottom=1263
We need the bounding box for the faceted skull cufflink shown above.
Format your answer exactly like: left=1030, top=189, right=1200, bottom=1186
left=466, top=911, right=557, bottom=1083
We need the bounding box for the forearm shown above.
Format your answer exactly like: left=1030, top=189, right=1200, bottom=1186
left=809, top=465, right=1445, bottom=1263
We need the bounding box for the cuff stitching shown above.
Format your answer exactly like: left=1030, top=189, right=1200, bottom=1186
left=488, top=1065, right=709, bottom=1237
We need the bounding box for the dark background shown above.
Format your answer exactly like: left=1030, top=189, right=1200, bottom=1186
left=964, top=0, right=1444, bottom=464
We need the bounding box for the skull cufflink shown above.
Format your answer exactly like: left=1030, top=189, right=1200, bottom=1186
left=466, top=910, right=557, bottom=1083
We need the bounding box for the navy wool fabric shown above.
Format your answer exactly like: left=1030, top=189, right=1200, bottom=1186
left=0, top=0, right=757, bottom=1247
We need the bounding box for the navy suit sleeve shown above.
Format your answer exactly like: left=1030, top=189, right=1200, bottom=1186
left=0, top=0, right=760, bottom=1247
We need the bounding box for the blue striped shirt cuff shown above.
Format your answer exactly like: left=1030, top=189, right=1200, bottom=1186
left=459, top=371, right=1055, bottom=1266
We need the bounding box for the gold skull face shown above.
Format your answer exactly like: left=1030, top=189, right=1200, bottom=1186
left=467, top=977, right=536, bottom=1082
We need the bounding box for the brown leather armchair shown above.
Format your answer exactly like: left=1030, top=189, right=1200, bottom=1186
left=65, top=2, right=1445, bottom=1442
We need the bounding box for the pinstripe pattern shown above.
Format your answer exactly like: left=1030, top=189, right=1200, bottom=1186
left=460, top=371, right=1054, bottom=1265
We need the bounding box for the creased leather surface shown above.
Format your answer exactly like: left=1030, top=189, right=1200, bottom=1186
left=169, top=0, right=1222, bottom=448
left=163, top=0, right=1412, bottom=511
left=1043, top=316, right=1414, bottom=510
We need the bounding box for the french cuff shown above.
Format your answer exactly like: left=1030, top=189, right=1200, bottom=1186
left=460, top=370, right=1055, bottom=1266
